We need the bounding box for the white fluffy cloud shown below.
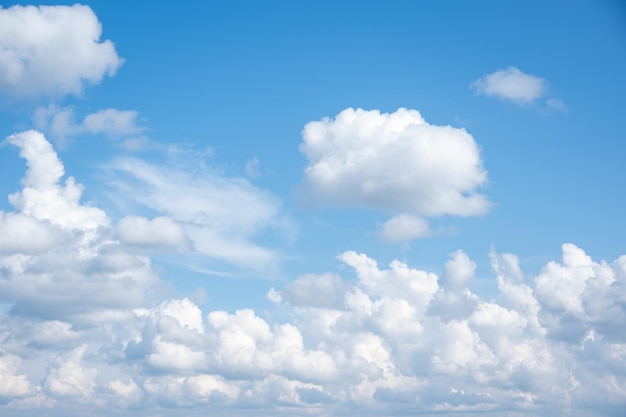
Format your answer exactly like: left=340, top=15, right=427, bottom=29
left=470, top=67, right=565, bottom=110
left=299, top=108, right=490, bottom=242
left=0, top=131, right=160, bottom=323
left=0, top=4, right=123, bottom=99
left=300, top=107, right=489, bottom=216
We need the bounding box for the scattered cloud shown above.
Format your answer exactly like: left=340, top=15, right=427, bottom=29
left=83, top=108, right=144, bottom=137
left=298, top=107, right=490, bottom=242
left=0, top=4, right=123, bottom=100
left=470, top=66, right=546, bottom=103
left=470, top=67, right=566, bottom=110
left=33, top=105, right=146, bottom=144
left=0, top=137, right=624, bottom=415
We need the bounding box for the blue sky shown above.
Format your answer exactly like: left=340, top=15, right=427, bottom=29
left=0, top=1, right=625, bottom=416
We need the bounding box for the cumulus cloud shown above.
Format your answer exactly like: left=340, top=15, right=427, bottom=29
left=0, top=4, right=123, bottom=99
left=300, top=107, right=489, bottom=216
left=299, top=108, right=490, bottom=242
left=0, top=239, right=625, bottom=415
left=0, top=131, right=160, bottom=323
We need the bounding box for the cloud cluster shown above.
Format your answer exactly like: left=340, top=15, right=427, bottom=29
left=4, top=130, right=619, bottom=416
left=1, top=134, right=623, bottom=415
left=0, top=131, right=160, bottom=324
left=299, top=108, right=490, bottom=242
left=0, top=4, right=123, bottom=99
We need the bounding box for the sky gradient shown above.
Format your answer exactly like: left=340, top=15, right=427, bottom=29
left=0, top=1, right=625, bottom=416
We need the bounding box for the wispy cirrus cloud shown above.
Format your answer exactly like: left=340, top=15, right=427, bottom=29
left=105, top=149, right=292, bottom=272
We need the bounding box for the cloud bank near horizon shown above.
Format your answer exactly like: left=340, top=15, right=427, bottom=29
left=0, top=131, right=624, bottom=416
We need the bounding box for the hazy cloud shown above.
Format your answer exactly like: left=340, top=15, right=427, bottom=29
left=106, top=154, right=290, bottom=270
left=33, top=105, right=145, bottom=142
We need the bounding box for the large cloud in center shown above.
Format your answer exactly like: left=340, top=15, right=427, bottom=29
left=299, top=108, right=490, bottom=242
left=300, top=107, right=489, bottom=216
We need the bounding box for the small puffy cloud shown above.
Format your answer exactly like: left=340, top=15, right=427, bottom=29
left=33, top=105, right=145, bottom=143
left=0, top=4, right=123, bottom=99
left=299, top=108, right=490, bottom=242
left=83, top=108, right=144, bottom=137
left=470, top=67, right=566, bottom=111
left=117, top=216, right=188, bottom=248
left=376, top=214, right=431, bottom=243
left=470, top=66, right=546, bottom=104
